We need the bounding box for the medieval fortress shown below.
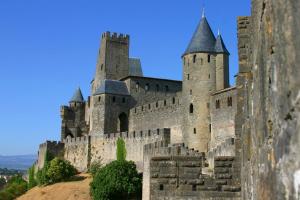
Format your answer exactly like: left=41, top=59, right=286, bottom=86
left=35, top=1, right=300, bottom=199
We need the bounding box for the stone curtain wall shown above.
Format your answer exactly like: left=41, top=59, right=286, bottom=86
left=63, top=129, right=171, bottom=172
left=129, top=94, right=183, bottom=144
left=238, top=0, right=300, bottom=199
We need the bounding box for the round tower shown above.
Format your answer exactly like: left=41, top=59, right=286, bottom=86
left=181, top=14, right=229, bottom=153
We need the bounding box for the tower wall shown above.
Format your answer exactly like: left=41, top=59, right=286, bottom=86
left=92, top=32, right=130, bottom=93
left=182, top=53, right=216, bottom=152
left=216, top=54, right=229, bottom=91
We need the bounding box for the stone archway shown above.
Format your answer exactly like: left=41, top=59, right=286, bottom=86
left=118, top=113, right=128, bottom=132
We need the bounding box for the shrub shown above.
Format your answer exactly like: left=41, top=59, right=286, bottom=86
left=90, top=160, right=142, bottom=200
left=88, top=160, right=102, bottom=177
left=116, top=138, right=126, bottom=161
left=46, top=157, right=77, bottom=184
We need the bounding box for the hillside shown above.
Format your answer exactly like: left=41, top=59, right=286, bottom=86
left=17, top=174, right=92, bottom=200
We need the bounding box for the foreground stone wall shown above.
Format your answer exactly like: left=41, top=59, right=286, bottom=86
left=238, top=0, right=300, bottom=199
left=143, top=142, right=241, bottom=200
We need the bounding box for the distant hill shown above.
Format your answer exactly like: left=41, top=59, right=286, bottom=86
left=0, top=155, right=36, bottom=170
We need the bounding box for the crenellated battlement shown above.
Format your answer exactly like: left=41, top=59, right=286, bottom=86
left=39, top=140, right=64, bottom=148
left=63, top=135, right=90, bottom=144
left=130, top=95, right=181, bottom=116
left=101, top=31, right=130, bottom=43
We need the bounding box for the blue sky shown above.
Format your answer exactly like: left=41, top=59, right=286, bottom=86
left=0, top=0, right=251, bottom=155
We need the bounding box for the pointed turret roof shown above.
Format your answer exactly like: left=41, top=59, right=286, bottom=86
left=215, top=34, right=229, bottom=55
left=184, top=16, right=216, bottom=55
left=69, top=88, right=84, bottom=103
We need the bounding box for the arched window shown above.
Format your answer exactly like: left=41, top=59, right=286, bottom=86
left=118, top=113, right=128, bottom=132
left=189, top=104, right=194, bottom=113
left=156, top=84, right=159, bottom=92
left=98, top=96, right=101, bottom=102
left=208, top=54, right=211, bottom=63
left=145, top=83, right=150, bottom=91
left=165, top=85, right=169, bottom=92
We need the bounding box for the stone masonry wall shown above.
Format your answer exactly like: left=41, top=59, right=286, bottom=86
left=64, top=128, right=171, bottom=172
left=239, top=0, right=300, bottom=199
left=143, top=143, right=241, bottom=200
left=129, top=94, right=183, bottom=144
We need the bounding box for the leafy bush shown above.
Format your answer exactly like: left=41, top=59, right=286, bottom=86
left=46, top=157, right=77, bottom=184
left=116, top=138, right=126, bottom=161
left=88, top=160, right=102, bottom=177
left=90, top=160, right=142, bottom=200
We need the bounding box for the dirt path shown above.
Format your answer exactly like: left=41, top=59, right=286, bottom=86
left=17, top=174, right=92, bottom=200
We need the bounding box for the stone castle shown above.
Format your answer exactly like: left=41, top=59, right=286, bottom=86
left=35, top=1, right=300, bottom=199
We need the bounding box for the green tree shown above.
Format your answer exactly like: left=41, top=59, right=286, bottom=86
left=88, top=159, right=103, bottom=177
left=27, top=165, right=37, bottom=189
left=116, top=138, right=126, bottom=161
left=0, top=175, right=27, bottom=200
left=90, top=160, right=142, bottom=200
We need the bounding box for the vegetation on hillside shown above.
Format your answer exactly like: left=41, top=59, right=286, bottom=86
left=0, top=175, right=27, bottom=200
left=90, top=138, right=142, bottom=200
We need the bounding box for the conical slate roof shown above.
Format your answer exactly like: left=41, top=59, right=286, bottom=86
left=184, top=17, right=216, bottom=55
left=69, top=88, right=84, bottom=103
left=215, top=35, right=229, bottom=54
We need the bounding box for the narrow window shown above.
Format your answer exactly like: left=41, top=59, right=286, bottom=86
left=164, top=100, right=166, bottom=106
left=134, top=108, right=136, bottom=113
left=101, top=64, right=103, bottom=71
left=208, top=74, right=210, bottom=79
left=207, top=102, right=210, bottom=108
left=189, top=104, right=194, bottom=114
left=216, top=100, right=220, bottom=109
left=190, top=90, right=192, bottom=95
left=136, top=82, right=139, bottom=92
left=122, top=97, right=125, bottom=103
left=227, top=97, right=233, bottom=107
left=145, top=83, right=149, bottom=91
left=157, top=129, right=160, bottom=135
left=74, top=102, right=77, bottom=107
left=98, top=96, right=101, bottom=102
left=148, top=104, right=151, bottom=109
left=159, top=184, right=164, bottom=191
left=193, top=128, right=196, bottom=134
left=148, top=130, right=151, bottom=136
left=209, top=124, right=211, bottom=133
left=156, top=84, right=159, bottom=92
left=156, top=102, right=158, bottom=108
left=187, top=74, right=190, bottom=80
left=165, top=85, right=169, bottom=92
left=112, top=96, right=116, bottom=103
left=142, top=106, right=144, bottom=111
left=208, top=54, right=211, bottom=63
left=193, top=55, right=197, bottom=63
left=133, top=131, right=136, bottom=138
left=140, top=131, right=143, bottom=137
left=192, top=185, right=197, bottom=191
left=172, top=97, right=175, bottom=104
